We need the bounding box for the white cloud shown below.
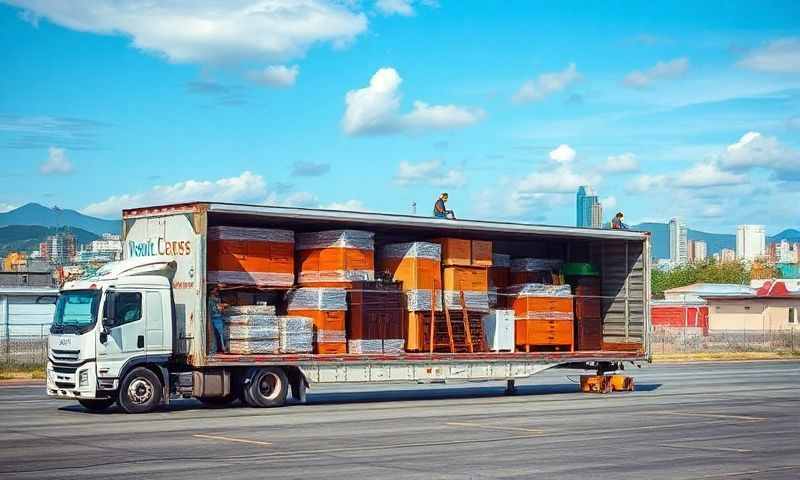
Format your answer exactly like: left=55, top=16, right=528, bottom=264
left=674, top=162, right=747, bottom=188
left=281, top=191, right=319, bottom=207
left=700, top=204, right=724, bottom=218
left=394, top=159, right=466, bottom=188
left=738, top=38, right=800, bottom=73
left=719, top=131, right=800, bottom=179
left=247, top=65, right=299, bottom=87
left=39, top=147, right=73, bottom=175
left=0, top=203, right=19, bottom=213
left=82, top=171, right=267, bottom=217
left=342, top=67, right=484, bottom=135
left=601, top=196, right=617, bottom=210
left=627, top=174, right=668, bottom=193
left=9, top=0, right=367, bottom=64
left=322, top=199, right=366, bottom=211
left=375, top=0, right=414, bottom=16
left=602, top=153, right=639, bottom=173
left=548, top=144, right=576, bottom=164
left=513, top=63, right=580, bottom=104
left=623, top=57, right=689, bottom=89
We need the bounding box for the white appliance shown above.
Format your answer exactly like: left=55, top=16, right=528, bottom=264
left=482, top=309, right=515, bottom=352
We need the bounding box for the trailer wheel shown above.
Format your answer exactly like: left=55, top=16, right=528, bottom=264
left=243, top=367, right=288, bottom=408
left=78, top=398, right=115, bottom=412
left=118, top=367, right=162, bottom=414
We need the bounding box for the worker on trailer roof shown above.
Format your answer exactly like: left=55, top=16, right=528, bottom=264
left=611, top=211, right=629, bottom=230
left=433, top=192, right=455, bottom=219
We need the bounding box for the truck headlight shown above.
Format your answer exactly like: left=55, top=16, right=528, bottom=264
left=79, top=370, right=89, bottom=387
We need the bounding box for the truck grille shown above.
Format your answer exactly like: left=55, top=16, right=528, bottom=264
left=55, top=381, right=75, bottom=389
left=51, top=349, right=80, bottom=362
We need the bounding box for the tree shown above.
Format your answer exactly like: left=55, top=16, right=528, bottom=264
left=651, top=260, right=752, bottom=299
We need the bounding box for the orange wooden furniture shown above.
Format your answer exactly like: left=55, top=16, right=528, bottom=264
left=207, top=237, right=294, bottom=287
left=296, top=247, right=374, bottom=284
left=431, top=238, right=471, bottom=266
left=443, top=266, right=489, bottom=292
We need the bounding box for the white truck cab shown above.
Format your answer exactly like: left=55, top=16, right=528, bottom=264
left=47, top=256, right=177, bottom=413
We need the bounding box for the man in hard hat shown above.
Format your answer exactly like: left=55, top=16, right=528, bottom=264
left=433, top=192, right=455, bottom=219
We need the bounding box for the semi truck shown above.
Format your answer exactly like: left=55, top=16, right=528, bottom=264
left=46, top=202, right=651, bottom=413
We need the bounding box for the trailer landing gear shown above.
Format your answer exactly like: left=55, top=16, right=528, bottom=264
left=504, top=379, right=517, bottom=396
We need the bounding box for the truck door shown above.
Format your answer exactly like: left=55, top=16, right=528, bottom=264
left=97, top=290, right=145, bottom=377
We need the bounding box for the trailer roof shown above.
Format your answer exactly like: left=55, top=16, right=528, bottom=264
left=123, top=202, right=649, bottom=241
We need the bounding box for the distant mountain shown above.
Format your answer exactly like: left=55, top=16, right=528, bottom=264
left=0, top=203, right=119, bottom=235
left=633, top=223, right=800, bottom=259
left=0, top=225, right=99, bottom=257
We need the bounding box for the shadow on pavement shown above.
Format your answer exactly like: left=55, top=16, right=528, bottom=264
left=56, top=382, right=662, bottom=414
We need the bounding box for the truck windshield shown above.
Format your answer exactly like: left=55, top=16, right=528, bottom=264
left=50, top=290, right=100, bottom=335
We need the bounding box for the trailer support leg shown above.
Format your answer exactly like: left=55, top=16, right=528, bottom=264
left=505, top=379, right=517, bottom=395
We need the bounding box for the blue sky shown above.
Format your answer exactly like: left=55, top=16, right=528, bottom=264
left=1, top=0, right=799, bottom=236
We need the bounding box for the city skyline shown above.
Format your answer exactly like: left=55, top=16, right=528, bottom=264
left=0, top=2, right=799, bottom=233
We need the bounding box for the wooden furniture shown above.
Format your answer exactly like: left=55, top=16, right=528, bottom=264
left=346, top=281, right=404, bottom=353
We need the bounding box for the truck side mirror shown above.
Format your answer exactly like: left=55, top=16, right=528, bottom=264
left=102, top=291, right=116, bottom=332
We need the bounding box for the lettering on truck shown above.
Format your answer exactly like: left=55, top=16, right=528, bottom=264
left=128, top=238, right=192, bottom=257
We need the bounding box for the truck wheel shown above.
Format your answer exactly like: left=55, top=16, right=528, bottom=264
left=78, top=398, right=115, bottom=412
left=118, top=367, right=162, bottom=414
left=243, top=367, right=288, bottom=408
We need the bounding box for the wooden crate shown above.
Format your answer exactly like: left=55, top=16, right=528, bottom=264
left=347, top=281, right=404, bottom=340
left=431, top=238, right=472, bottom=266
left=379, top=257, right=441, bottom=291
left=443, top=266, right=489, bottom=292
left=515, top=319, right=574, bottom=351
left=510, top=296, right=573, bottom=320
left=315, top=342, right=347, bottom=355
left=471, top=240, right=493, bottom=266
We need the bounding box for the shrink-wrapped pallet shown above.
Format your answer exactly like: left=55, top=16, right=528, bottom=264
left=405, top=289, right=443, bottom=311
left=222, top=313, right=280, bottom=354
left=505, top=283, right=572, bottom=297
left=225, top=304, right=276, bottom=315
left=380, top=242, right=442, bottom=312
left=443, top=291, right=490, bottom=312
left=492, top=254, right=511, bottom=268
left=279, top=316, right=313, bottom=353
left=348, top=338, right=405, bottom=354
left=507, top=283, right=574, bottom=322
left=511, top=258, right=563, bottom=272
left=296, top=230, right=375, bottom=283
left=286, top=287, right=348, bottom=311
left=208, top=226, right=295, bottom=287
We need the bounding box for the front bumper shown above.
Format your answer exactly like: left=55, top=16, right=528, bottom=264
left=46, top=361, right=111, bottom=400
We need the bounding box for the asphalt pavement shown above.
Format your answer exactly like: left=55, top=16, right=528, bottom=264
left=0, top=361, right=798, bottom=479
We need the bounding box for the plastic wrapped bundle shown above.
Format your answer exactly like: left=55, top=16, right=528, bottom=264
left=296, top=230, right=374, bottom=251
left=208, top=226, right=295, bottom=287
left=506, top=283, right=573, bottom=297
left=492, top=253, right=511, bottom=268
left=279, top=316, right=313, bottom=353
left=511, top=258, right=563, bottom=272
left=444, top=291, right=490, bottom=312
left=316, top=329, right=347, bottom=343
left=381, top=242, right=441, bottom=261
left=488, top=287, right=498, bottom=307
left=406, top=289, right=443, bottom=311
left=225, top=304, right=276, bottom=316
left=348, top=338, right=406, bottom=354
left=286, top=288, right=348, bottom=311
left=209, top=226, right=294, bottom=243
left=383, top=339, right=405, bottom=354
left=228, top=339, right=279, bottom=354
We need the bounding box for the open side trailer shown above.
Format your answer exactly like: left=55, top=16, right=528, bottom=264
left=46, top=201, right=651, bottom=413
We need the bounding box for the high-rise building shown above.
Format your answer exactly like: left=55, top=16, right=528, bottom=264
left=688, top=240, right=707, bottom=263
left=736, top=225, right=766, bottom=261
left=669, top=218, right=688, bottom=265
left=42, top=232, right=76, bottom=265
left=719, top=248, right=736, bottom=263
left=576, top=186, right=604, bottom=228
left=90, top=233, right=123, bottom=261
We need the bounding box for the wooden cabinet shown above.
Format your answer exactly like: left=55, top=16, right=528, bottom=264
left=515, top=319, right=574, bottom=351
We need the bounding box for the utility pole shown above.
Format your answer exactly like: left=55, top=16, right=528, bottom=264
left=411, top=201, right=417, bottom=215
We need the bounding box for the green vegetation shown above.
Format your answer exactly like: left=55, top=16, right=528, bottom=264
left=0, top=225, right=99, bottom=257
left=651, top=260, right=775, bottom=299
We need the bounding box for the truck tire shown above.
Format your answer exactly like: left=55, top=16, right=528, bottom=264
left=242, top=367, right=288, bottom=408
left=118, top=367, right=162, bottom=414
left=78, top=398, right=115, bottom=412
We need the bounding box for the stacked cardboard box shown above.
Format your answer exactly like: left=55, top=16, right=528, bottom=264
left=432, top=238, right=492, bottom=311
left=287, top=287, right=348, bottom=354
left=508, top=284, right=574, bottom=352
left=347, top=281, right=405, bottom=354
left=207, top=226, right=294, bottom=287
left=379, top=242, right=442, bottom=351
left=295, top=230, right=374, bottom=285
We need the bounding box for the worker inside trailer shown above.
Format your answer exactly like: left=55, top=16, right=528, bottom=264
left=433, top=192, right=455, bottom=219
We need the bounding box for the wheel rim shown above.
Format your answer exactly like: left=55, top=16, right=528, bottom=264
left=128, top=378, right=154, bottom=405
left=257, top=372, right=280, bottom=401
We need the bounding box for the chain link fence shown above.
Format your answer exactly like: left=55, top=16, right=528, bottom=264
left=652, top=326, right=799, bottom=354
left=1, top=323, right=50, bottom=368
